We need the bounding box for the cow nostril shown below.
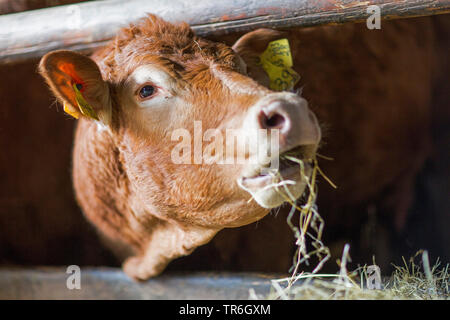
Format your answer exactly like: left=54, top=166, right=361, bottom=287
left=259, top=111, right=286, bottom=129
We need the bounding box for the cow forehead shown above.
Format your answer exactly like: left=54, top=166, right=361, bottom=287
left=93, top=14, right=262, bottom=98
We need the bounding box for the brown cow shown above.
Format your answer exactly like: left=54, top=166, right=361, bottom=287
left=39, top=15, right=322, bottom=280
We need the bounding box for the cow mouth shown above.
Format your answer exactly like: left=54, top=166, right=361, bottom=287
left=239, top=146, right=314, bottom=189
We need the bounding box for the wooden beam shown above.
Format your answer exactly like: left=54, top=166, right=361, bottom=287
left=0, top=0, right=449, bottom=64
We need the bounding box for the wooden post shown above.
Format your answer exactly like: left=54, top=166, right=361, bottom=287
left=0, top=0, right=449, bottom=64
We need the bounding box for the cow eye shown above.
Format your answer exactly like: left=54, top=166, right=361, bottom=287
left=139, top=85, right=156, bottom=99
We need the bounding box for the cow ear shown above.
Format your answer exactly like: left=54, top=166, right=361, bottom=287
left=232, top=29, right=287, bottom=87
left=39, top=50, right=112, bottom=125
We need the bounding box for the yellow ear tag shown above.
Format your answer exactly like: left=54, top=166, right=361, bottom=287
left=259, top=38, right=300, bottom=91
left=72, top=83, right=99, bottom=121
left=63, top=101, right=80, bottom=119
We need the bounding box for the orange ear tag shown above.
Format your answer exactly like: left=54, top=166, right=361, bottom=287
left=72, top=83, right=99, bottom=121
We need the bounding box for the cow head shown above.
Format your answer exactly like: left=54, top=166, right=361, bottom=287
left=39, top=15, right=321, bottom=230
